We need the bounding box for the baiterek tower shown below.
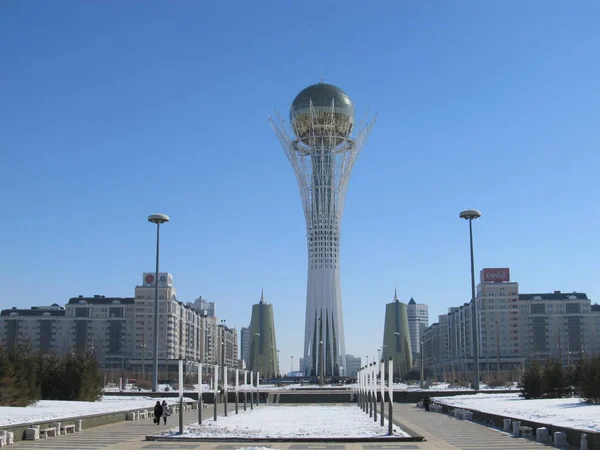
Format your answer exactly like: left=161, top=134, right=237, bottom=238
left=270, top=82, right=375, bottom=377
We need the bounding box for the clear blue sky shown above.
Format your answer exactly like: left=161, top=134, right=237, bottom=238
left=1, top=1, right=599, bottom=372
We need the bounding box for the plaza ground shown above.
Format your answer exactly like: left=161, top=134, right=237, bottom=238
left=7, top=402, right=554, bottom=450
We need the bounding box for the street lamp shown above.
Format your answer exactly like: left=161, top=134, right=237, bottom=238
left=277, top=349, right=280, bottom=377
left=291, top=355, right=294, bottom=374
left=148, top=213, right=169, bottom=392
left=459, top=209, right=482, bottom=391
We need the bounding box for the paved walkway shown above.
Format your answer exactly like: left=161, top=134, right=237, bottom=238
left=390, top=403, right=556, bottom=449
left=9, top=402, right=558, bottom=450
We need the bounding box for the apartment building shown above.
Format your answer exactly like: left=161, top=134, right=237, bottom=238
left=65, top=295, right=135, bottom=371
left=344, top=354, right=362, bottom=377
left=0, top=304, right=69, bottom=355
left=423, top=268, right=598, bottom=379
left=0, top=273, right=238, bottom=376
left=407, top=297, right=429, bottom=359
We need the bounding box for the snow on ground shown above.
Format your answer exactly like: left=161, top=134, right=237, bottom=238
left=433, top=393, right=600, bottom=432
left=157, top=405, right=408, bottom=438
left=0, top=396, right=194, bottom=427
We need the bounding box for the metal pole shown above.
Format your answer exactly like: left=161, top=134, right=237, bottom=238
left=420, top=338, right=424, bottom=388
left=469, top=218, right=480, bottom=391
left=250, top=371, right=254, bottom=410
left=380, top=359, right=384, bottom=426
left=388, top=357, right=393, bottom=435
left=496, top=321, right=501, bottom=380
left=369, top=364, right=373, bottom=417
left=178, top=359, right=183, bottom=435
left=198, top=363, right=203, bottom=425
left=372, top=363, right=377, bottom=422
left=256, top=371, right=260, bottom=406
left=224, top=366, right=228, bottom=416
left=320, top=340, right=324, bottom=387
left=243, top=370, right=247, bottom=411
left=235, top=368, right=239, bottom=414
left=213, top=364, right=218, bottom=421
left=152, top=223, right=160, bottom=392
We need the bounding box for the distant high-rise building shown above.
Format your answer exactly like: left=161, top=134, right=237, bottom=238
left=344, top=354, right=361, bottom=377
left=188, top=296, right=215, bottom=317
left=407, top=297, right=429, bottom=358
left=382, top=290, right=413, bottom=379
left=248, top=291, right=279, bottom=377
left=240, top=326, right=251, bottom=368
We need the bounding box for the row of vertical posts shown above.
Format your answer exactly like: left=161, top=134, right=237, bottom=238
left=195, top=363, right=260, bottom=427
left=357, top=357, right=394, bottom=435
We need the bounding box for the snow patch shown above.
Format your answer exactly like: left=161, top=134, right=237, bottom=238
left=434, top=393, right=600, bottom=432
left=155, top=405, right=408, bottom=438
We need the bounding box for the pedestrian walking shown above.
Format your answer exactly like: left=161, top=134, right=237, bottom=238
left=153, top=401, right=163, bottom=425
left=162, top=400, right=170, bottom=425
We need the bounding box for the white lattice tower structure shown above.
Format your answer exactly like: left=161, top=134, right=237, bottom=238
left=269, top=82, right=375, bottom=376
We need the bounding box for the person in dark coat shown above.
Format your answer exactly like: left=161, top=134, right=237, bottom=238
left=422, top=396, right=431, bottom=412
left=154, top=401, right=163, bottom=425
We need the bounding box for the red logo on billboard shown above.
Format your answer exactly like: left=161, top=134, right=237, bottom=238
left=144, top=274, right=155, bottom=284
left=481, top=268, right=510, bottom=283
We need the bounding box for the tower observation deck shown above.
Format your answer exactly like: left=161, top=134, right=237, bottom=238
left=270, top=82, right=375, bottom=377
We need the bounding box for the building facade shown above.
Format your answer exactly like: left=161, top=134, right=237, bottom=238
left=423, top=268, right=599, bottom=381
left=240, top=326, right=251, bottom=368
left=0, top=273, right=238, bottom=377
left=271, top=82, right=375, bottom=377
left=382, top=291, right=413, bottom=379
left=344, top=354, right=361, bottom=377
left=248, top=291, right=279, bottom=377
left=0, top=304, right=69, bottom=355
left=407, top=297, right=429, bottom=360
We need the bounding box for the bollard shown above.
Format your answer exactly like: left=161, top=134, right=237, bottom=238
left=512, top=420, right=520, bottom=437
left=503, top=418, right=511, bottom=432
left=536, top=427, right=549, bottom=442
left=553, top=431, right=567, bottom=447
left=581, top=433, right=588, bottom=450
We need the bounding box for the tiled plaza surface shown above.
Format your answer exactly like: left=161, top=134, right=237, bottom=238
left=9, top=402, right=559, bottom=450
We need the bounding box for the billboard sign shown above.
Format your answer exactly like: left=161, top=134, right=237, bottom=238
left=142, top=272, right=173, bottom=287
left=480, top=268, right=510, bottom=283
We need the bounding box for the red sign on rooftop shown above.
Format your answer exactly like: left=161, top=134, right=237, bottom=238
left=481, top=268, right=510, bottom=283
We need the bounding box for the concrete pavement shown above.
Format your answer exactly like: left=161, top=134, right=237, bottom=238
left=9, top=402, right=558, bottom=450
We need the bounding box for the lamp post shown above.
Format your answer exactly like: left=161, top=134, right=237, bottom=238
left=148, top=213, right=169, bottom=393
left=459, top=209, right=482, bottom=391
left=291, top=355, right=294, bottom=374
